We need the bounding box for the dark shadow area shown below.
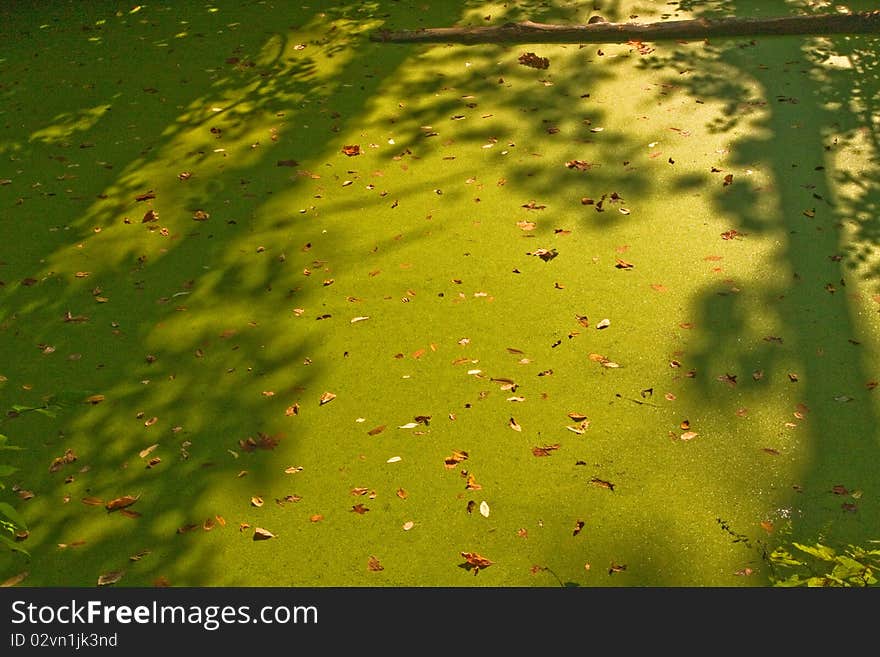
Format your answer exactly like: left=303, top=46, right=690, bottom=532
left=644, top=0, right=880, bottom=582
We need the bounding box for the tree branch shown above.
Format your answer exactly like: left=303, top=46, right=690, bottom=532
left=370, top=12, right=880, bottom=45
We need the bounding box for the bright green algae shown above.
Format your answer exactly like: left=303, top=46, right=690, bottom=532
left=0, top=0, right=878, bottom=587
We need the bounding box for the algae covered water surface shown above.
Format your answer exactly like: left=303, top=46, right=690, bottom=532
left=1, top=0, right=878, bottom=587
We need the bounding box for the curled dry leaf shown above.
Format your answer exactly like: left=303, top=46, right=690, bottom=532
left=97, top=571, right=124, bottom=586
left=532, top=444, right=560, bottom=456
left=518, top=52, right=549, bottom=69
left=251, top=496, right=264, bottom=508
left=106, top=495, right=139, bottom=512
left=444, top=450, right=469, bottom=468
left=253, top=527, right=275, bottom=541
left=1, top=571, right=29, bottom=587
left=367, top=425, right=386, bottom=436
left=139, top=443, right=159, bottom=459
left=49, top=449, right=77, bottom=473
left=460, top=551, right=493, bottom=575
left=342, top=144, right=361, bottom=157
left=368, top=555, right=384, bottom=571
left=509, top=417, right=522, bottom=432
left=403, top=521, right=414, bottom=531
left=319, top=391, right=336, bottom=405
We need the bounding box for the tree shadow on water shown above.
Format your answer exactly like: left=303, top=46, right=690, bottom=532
left=0, top=0, right=505, bottom=586
left=646, top=0, right=880, bottom=582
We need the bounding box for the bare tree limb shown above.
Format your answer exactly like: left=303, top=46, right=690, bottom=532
left=370, top=12, right=880, bottom=45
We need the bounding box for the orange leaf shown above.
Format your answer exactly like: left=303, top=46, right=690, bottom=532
left=105, top=495, right=139, bottom=511
left=368, top=556, right=384, bottom=572
left=460, top=551, right=493, bottom=575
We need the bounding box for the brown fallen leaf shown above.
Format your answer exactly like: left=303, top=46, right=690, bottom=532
left=309, top=514, right=324, bottom=523
left=573, top=520, right=585, bottom=536
left=106, top=495, right=139, bottom=511
left=97, top=571, right=124, bottom=586
left=460, top=551, right=493, bottom=575
left=253, top=527, right=275, bottom=541
left=85, top=394, right=105, bottom=405
left=139, top=443, right=159, bottom=459
left=589, top=477, right=615, bottom=492
left=465, top=473, right=482, bottom=490
left=81, top=496, right=104, bottom=506
left=444, top=450, right=469, bottom=468
left=1, top=571, right=28, bottom=587
left=367, top=425, right=386, bottom=436
left=351, top=503, right=370, bottom=514
left=342, top=144, right=361, bottom=157
left=319, top=391, right=337, bottom=405
left=518, top=52, right=549, bottom=69
left=142, top=209, right=159, bottom=223
left=192, top=209, right=210, bottom=221
left=396, top=488, right=408, bottom=500
left=49, top=448, right=77, bottom=473
left=368, top=555, right=384, bottom=572
left=532, top=444, right=560, bottom=457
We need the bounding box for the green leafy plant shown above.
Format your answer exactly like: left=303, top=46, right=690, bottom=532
left=769, top=541, right=880, bottom=587
left=0, top=432, right=27, bottom=555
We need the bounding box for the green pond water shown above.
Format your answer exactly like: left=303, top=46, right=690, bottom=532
left=0, top=0, right=878, bottom=587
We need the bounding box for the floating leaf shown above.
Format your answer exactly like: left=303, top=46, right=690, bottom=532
left=403, top=521, right=414, bottom=531
left=680, top=431, right=699, bottom=441
left=0, top=571, right=28, bottom=587
left=465, top=473, right=482, bottom=490
left=319, top=391, right=336, bottom=405
left=97, top=571, right=124, bottom=586
left=509, top=417, right=522, bottom=432
left=589, top=477, right=615, bottom=492
left=253, top=527, right=275, bottom=540
left=518, top=52, right=549, bottom=69
left=368, top=555, right=384, bottom=571
left=444, top=450, right=469, bottom=468
left=367, top=425, right=386, bottom=436
left=49, top=449, right=77, bottom=473
left=139, top=444, right=159, bottom=459
left=532, top=443, right=560, bottom=456
left=398, top=422, right=419, bottom=429
left=573, top=520, right=585, bottom=536
left=479, top=501, right=490, bottom=517
left=460, top=551, right=493, bottom=575
left=342, top=144, right=361, bottom=157
left=596, top=319, right=611, bottom=330
left=106, top=495, right=139, bottom=512
left=251, top=496, right=264, bottom=508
